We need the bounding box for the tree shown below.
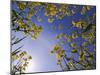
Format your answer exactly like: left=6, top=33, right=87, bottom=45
left=11, top=1, right=42, bottom=40
left=11, top=35, right=32, bottom=75
left=50, top=14, right=96, bottom=70
left=11, top=0, right=96, bottom=73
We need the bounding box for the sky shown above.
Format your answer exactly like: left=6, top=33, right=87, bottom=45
left=11, top=1, right=96, bottom=73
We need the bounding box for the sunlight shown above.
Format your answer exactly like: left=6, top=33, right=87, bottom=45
left=27, top=59, right=37, bottom=72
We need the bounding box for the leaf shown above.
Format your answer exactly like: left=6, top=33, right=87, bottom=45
left=58, top=50, right=65, bottom=56
left=83, top=51, right=88, bottom=55
left=70, top=43, right=77, bottom=48
left=63, top=34, right=68, bottom=39
left=72, top=21, right=76, bottom=26
left=45, top=4, right=57, bottom=16
left=12, top=55, right=19, bottom=61
left=17, top=19, right=27, bottom=29
left=86, top=6, right=92, bottom=10
left=72, top=20, right=87, bottom=29
left=71, top=49, right=77, bottom=53
left=59, top=33, right=64, bottom=39
left=17, top=2, right=27, bottom=11
left=79, top=55, right=86, bottom=61
left=27, top=12, right=33, bottom=20
left=56, top=34, right=60, bottom=40
left=71, top=10, right=75, bottom=14
left=82, top=42, right=88, bottom=47
left=56, top=54, right=61, bottom=59
left=44, top=12, right=49, bottom=16
left=23, top=63, right=28, bottom=67
left=37, top=26, right=42, bottom=32
left=50, top=50, right=54, bottom=54
left=12, top=49, right=21, bottom=56
left=84, top=47, right=88, bottom=51
left=79, top=51, right=86, bottom=61
left=67, top=36, right=72, bottom=42
left=48, top=17, right=54, bottom=23
left=50, top=11, right=57, bottom=16
left=29, top=2, right=41, bottom=7
left=57, top=60, right=61, bottom=65
left=82, top=24, right=94, bottom=33
left=54, top=44, right=62, bottom=52
left=88, top=57, right=93, bottom=61
left=81, top=6, right=87, bottom=15
left=65, top=10, right=71, bottom=16
left=31, top=35, right=37, bottom=40
left=19, top=51, right=27, bottom=57
left=37, top=16, right=42, bottom=22
left=71, top=33, right=78, bottom=39
left=28, top=56, right=32, bottom=60
left=81, top=6, right=92, bottom=15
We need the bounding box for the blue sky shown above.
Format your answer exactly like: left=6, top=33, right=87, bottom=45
left=11, top=1, right=96, bottom=73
